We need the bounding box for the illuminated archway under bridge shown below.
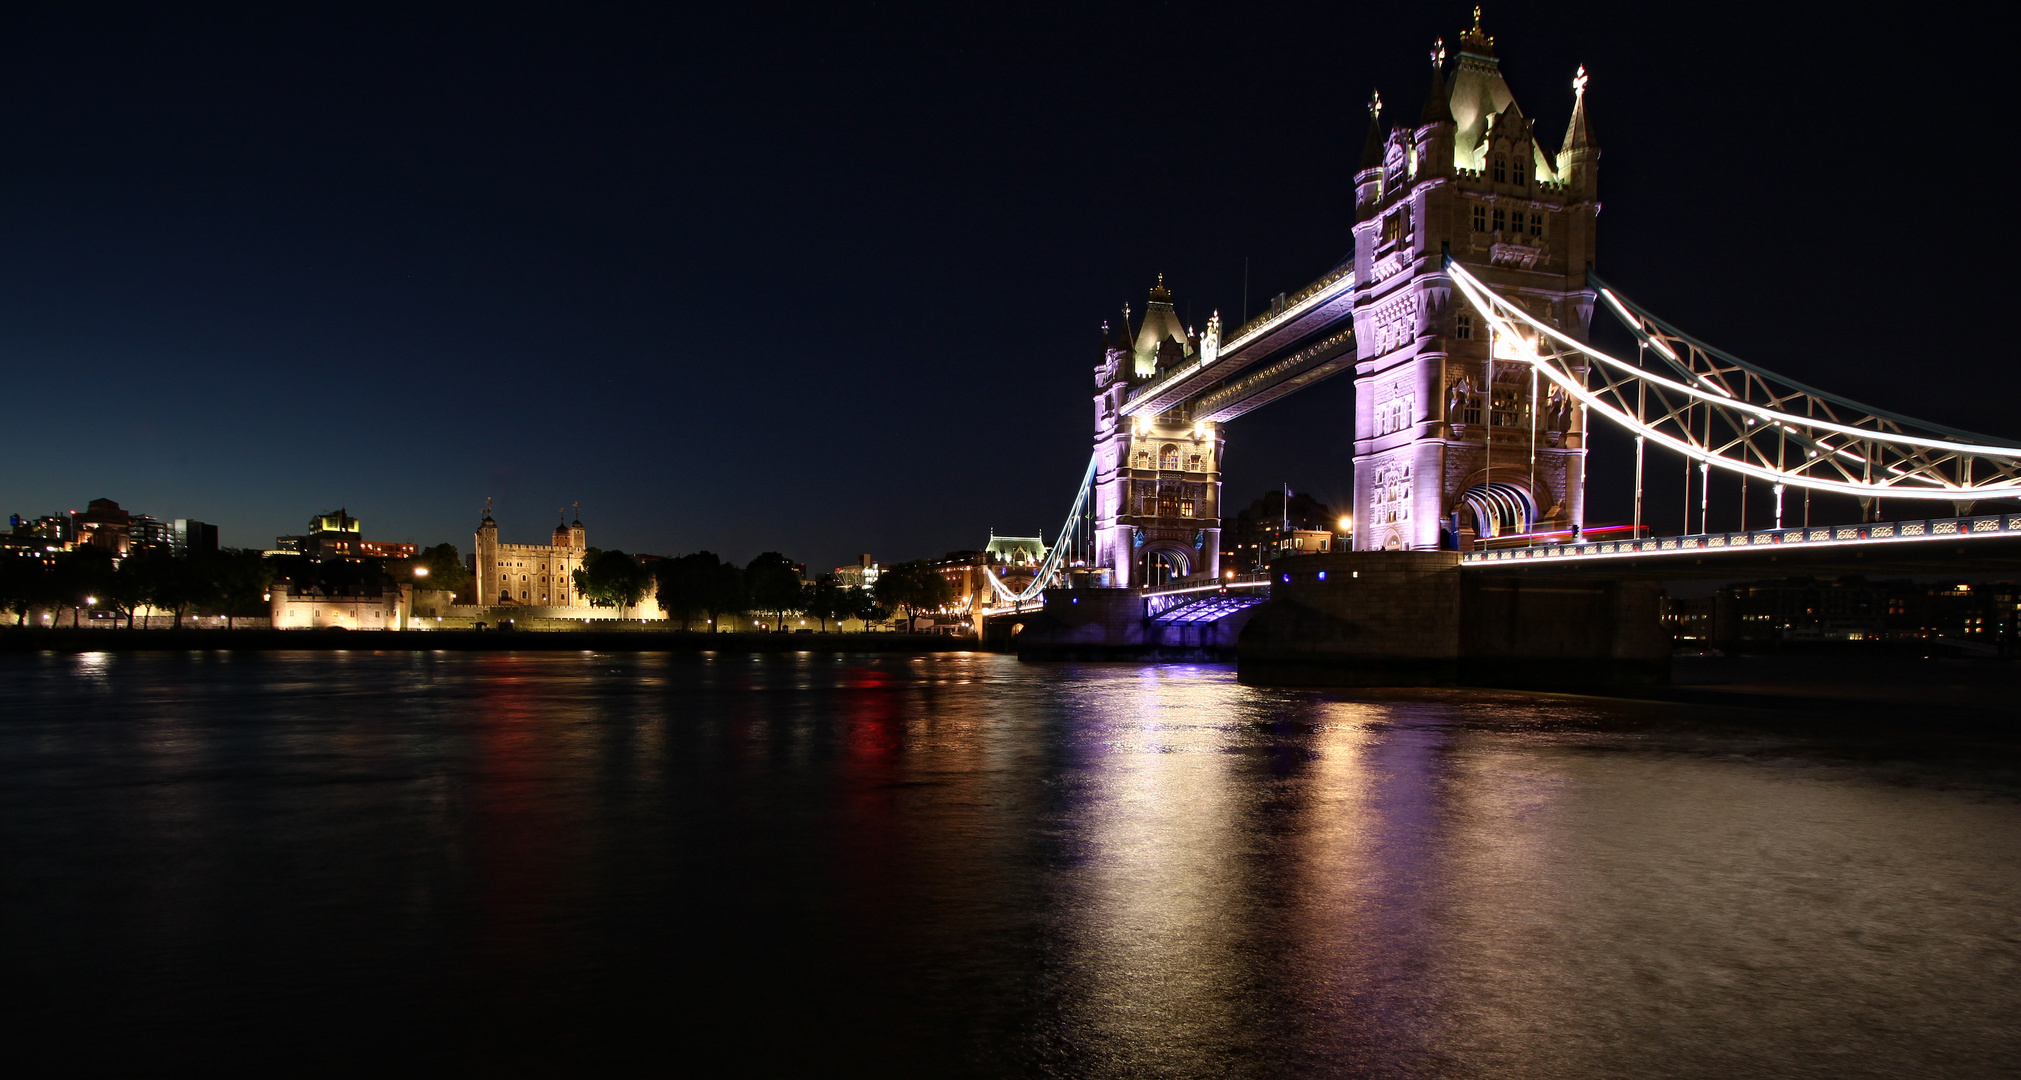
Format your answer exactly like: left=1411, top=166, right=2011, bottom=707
left=1140, top=545, right=1192, bottom=587
left=1447, top=260, right=2021, bottom=522
left=1460, top=482, right=1536, bottom=540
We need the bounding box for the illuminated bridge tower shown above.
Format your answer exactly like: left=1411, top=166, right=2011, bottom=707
left=1350, top=14, right=1599, bottom=551
left=1092, top=277, right=1225, bottom=587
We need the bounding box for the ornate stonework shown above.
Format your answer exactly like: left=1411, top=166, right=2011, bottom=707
left=1091, top=287, right=1224, bottom=587
left=474, top=512, right=590, bottom=607
left=1349, top=14, right=1598, bottom=549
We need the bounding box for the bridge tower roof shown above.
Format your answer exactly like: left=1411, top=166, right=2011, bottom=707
left=1131, top=274, right=1190, bottom=376
left=1448, top=8, right=1516, bottom=166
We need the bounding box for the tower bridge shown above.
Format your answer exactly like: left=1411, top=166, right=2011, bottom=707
left=980, top=12, right=2021, bottom=683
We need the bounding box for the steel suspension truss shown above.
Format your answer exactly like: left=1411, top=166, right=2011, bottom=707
left=983, top=450, right=1097, bottom=605
left=1447, top=261, right=2021, bottom=503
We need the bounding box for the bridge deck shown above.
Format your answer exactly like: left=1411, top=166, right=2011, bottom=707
left=1121, top=264, right=1356, bottom=419
left=1464, top=513, right=2021, bottom=577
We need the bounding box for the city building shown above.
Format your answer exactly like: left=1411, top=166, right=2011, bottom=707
left=271, top=580, right=415, bottom=630
left=172, top=519, right=219, bottom=556
left=277, top=509, right=364, bottom=560
left=5, top=502, right=205, bottom=560
left=359, top=540, right=416, bottom=559
left=1220, top=489, right=1344, bottom=574
left=128, top=515, right=172, bottom=553
left=1664, top=577, right=2021, bottom=649
left=834, top=555, right=880, bottom=590
left=73, top=498, right=133, bottom=554
left=473, top=506, right=589, bottom=607
left=984, top=532, right=1045, bottom=567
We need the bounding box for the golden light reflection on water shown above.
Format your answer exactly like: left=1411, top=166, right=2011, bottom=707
left=7, top=652, right=2021, bottom=1076
left=1055, top=665, right=1266, bottom=1070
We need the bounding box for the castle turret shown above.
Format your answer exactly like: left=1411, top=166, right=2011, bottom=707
left=1355, top=90, right=1386, bottom=220
left=474, top=505, right=500, bottom=606
left=1559, top=66, right=1598, bottom=200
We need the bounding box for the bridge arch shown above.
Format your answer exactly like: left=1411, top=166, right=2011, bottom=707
left=1459, top=482, right=1537, bottom=540
left=1140, top=544, right=1192, bottom=586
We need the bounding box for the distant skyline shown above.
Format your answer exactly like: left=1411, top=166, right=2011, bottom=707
left=0, top=3, right=2004, bottom=570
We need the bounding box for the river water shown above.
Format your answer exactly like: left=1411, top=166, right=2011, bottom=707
left=3, top=650, right=2018, bottom=1077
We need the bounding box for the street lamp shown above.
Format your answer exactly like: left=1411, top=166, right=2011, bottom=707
left=413, top=566, right=429, bottom=578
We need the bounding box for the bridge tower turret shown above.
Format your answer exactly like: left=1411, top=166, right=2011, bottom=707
left=1092, top=278, right=1224, bottom=587
left=1350, top=12, right=1599, bottom=550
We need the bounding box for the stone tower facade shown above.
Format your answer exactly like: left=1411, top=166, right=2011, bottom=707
left=1091, top=279, right=1225, bottom=587
left=474, top=508, right=591, bottom=607
left=1349, top=15, right=1599, bottom=551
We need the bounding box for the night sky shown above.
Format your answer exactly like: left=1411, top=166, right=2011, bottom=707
left=0, top=3, right=2005, bottom=570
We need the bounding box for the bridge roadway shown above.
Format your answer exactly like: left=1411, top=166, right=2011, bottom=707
left=997, top=508, right=2021, bottom=625
left=1120, top=264, right=1359, bottom=423
left=1459, top=511, right=2021, bottom=578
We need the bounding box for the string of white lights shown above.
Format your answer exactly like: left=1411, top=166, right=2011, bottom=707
left=983, top=450, right=1097, bottom=604
left=1446, top=262, right=2021, bottom=499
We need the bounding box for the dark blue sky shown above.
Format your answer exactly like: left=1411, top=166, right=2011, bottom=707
left=0, top=3, right=2003, bottom=569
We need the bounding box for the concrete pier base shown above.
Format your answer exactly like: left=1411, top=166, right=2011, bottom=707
left=1237, top=551, right=1669, bottom=689
left=1007, top=587, right=1257, bottom=661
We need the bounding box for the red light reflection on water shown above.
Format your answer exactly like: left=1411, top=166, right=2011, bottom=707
left=833, top=663, right=916, bottom=938
left=461, top=654, right=583, bottom=1010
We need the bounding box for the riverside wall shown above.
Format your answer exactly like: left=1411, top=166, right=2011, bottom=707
left=1239, top=551, right=1670, bottom=688
left=1008, top=587, right=1259, bottom=661
left=1009, top=551, right=1669, bottom=688
left=0, top=628, right=985, bottom=653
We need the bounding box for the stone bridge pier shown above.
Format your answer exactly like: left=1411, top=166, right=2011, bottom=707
left=1236, top=551, right=1670, bottom=688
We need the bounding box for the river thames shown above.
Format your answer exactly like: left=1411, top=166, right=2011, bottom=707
left=4, top=649, right=2017, bottom=1077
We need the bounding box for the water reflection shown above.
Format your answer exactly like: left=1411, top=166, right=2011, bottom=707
left=0, top=650, right=2016, bottom=1076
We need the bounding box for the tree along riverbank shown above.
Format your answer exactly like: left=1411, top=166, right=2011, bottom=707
left=0, top=627, right=1000, bottom=653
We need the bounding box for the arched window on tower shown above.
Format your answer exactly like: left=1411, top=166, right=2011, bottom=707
left=1512, top=156, right=1526, bottom=186
left=1492, top=156, right=1506, bottom=183
left=1187, top=452, right=1203, bottom=472
left=1160, top=444, right=1179, bottom=470
left=1455, top=310, right=1473, bottom=340
left=1134, top=449, right=1151, bottom=471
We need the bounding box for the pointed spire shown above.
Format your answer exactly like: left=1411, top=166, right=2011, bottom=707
left=1359, top=89, right=1385, bottom=169
left=1420, top=39, right=1452, bottom=123
left=1562, top=65, right=1596, bottom=153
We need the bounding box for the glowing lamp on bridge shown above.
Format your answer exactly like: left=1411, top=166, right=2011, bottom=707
left=1490, top=328, right=1539, bottom=364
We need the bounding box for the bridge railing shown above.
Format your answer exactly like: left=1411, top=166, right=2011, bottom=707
left=1460, top=512, right=2021, bottom=565
left=1141, top=571, right=1274, bottom=599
